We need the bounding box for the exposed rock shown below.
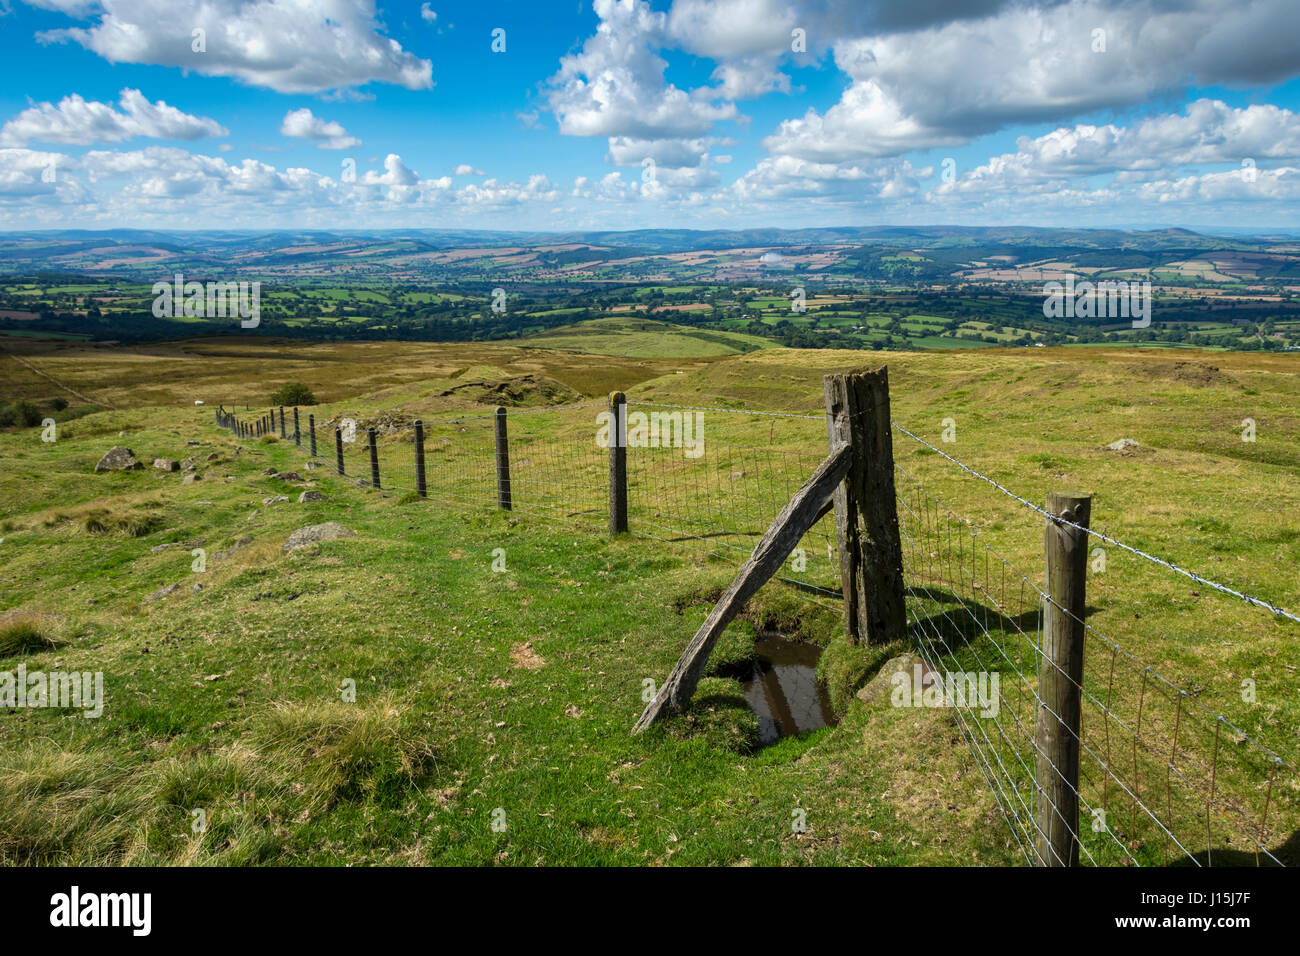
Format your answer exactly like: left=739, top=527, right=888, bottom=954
left=95, top=446, right=142, bottom=472
left=856, top=653, right=940, bottom=707
left=150, top=543, right=173, bottom=553
left=261, top=467, right=278, bottom=476
left=274, top=471, right=304, bottom=482
left=191, top=582, right=204, bottom=594
left=206, top=452, right=220, bottom=461
left=262, top=495, right=289, bottom=505
left=145, top=582, right=179, bottom=604
left=153, top=458, right=180, bottom=472
left=1105, top=438, right=1139, bottom=452
left=306, top=460, right=321, bottom=470
left=182, top=473, right=202, bottom=484
left=282, top=522, right=354, bottom=552
left=298, top=490, right=328, bottom=503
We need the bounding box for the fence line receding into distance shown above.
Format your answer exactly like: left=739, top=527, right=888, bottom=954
left=213, top=379, right=1296, bottom=867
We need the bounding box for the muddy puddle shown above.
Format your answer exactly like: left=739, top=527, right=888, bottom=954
left=739, top=632, right=838, bottom=744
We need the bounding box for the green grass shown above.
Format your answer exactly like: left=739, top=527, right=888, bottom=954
left=0, top=617, right=61, bottom=658
left=0, top=396, right=1003, bottom=865
left=1, top=341, right=1297, bottom=865
left=521, top=316, right=773, bottom=357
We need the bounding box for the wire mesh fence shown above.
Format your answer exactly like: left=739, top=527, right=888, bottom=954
left=214, top=396, right=1297, bottom=867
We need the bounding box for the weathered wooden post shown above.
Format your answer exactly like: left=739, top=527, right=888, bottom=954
left=1034, top=491, right=1091, bottom=867
left=608, top=391, right=628, bottom=536
left=308, top=414, right=317, bottom=457
left=368, top=427, right=381, bottom=490
left=293, top=407, right=301, bottom=447
left=279, top=406, right=286, bottom=439
left=494, top=406, right=512, bottom=510
left=634, top=442, right=853, bottom=730
left=335, top=427, right=345, bottom=476
left=414, top=420, right=427, bottom=498
left=823, top=367, right=906, bottom=646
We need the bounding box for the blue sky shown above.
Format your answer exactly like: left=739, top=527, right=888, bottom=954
left=1, top=0, right=1299, bottom=232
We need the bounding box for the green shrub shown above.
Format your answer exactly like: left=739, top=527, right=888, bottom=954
left=11, top=400, right=41, bottom=428
left=270, top=383, right=316, bottom=406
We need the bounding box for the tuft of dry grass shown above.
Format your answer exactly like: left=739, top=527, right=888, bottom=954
left=0, top=614, right=62, bottom=658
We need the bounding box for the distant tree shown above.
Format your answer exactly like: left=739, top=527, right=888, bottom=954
left=49, top=397, right=68, bottom=412
left=1, top=399, right=42, bottom=428
left=270, top=383, right=317, bottom=406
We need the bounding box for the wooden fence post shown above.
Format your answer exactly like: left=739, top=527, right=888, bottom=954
left=823, top=367, right=906, bottom=646
left=293, top=407, right=301, bottom=447
left=1034, top=491, right=1091, bottom=867
left=368, top=427, right=381, bottom=490
left=634, top=442, right=854, bottom=730
left=414, top=420, right=427, bottom=498
left=335, top=427, right=345, bottom=476
left=308, top=414, right=316, bottom=457
left=608, top=391, right=628, bottom=536
left=279, top=406, right=286, bottom=439
left=495, top=406, right=512, bottom=510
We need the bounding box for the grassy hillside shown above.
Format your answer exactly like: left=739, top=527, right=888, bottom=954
left=1, top=343, right=1297, bottom=865
left=519, top=316, right=774, bottom=358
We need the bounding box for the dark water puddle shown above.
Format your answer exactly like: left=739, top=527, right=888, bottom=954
left=739, top=632, right=837, bottom=744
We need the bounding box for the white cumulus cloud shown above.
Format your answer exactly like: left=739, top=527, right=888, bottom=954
left=280, top=108, right=361, bottom=150
left=0, top=88, right=227, bottom=147
left=32, top=0, right=433, bottom=94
